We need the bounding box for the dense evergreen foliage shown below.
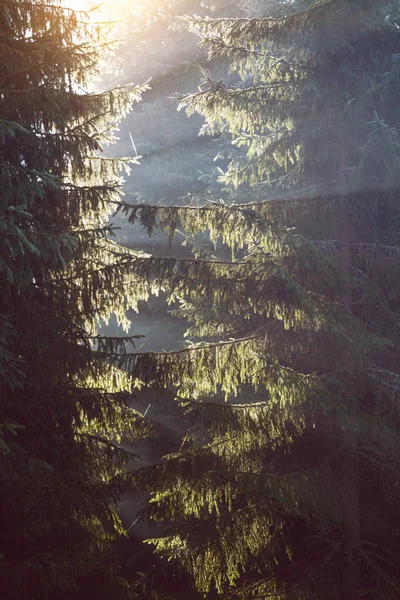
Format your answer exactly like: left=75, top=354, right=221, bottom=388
left=111, top=1, right=400, bottom=598
left=0, top=1, right=151, bottom=597
left=100, top=0, right=309, bottom=246
left=3, top=0, right=400, bottom=598
left=100, top=0, right=255, bottom=248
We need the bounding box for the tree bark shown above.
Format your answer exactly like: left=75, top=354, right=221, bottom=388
left=337, top=181, right=361, bottom=600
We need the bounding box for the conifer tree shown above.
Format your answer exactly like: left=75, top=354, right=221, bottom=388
left=111, top=1, right=400, bottom=598
left=0, top=1, right=152, bottom=598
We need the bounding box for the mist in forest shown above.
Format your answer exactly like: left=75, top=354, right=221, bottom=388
left=98, top=2, right=230, bottom=351
left=5, top=1, right=400, bottom=597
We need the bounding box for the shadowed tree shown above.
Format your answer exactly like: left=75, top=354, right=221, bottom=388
left=0, top=1, right=155, bottom=598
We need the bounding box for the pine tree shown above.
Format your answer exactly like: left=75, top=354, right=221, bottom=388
left=0, top=1, right=152, bottom=598
left=99, top=0, right=259, bottom=246
left=110, top=1, right=400, bottom=598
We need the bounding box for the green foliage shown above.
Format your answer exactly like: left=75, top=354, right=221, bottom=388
left=114, top=1, right=400, bottom=599
left=0, top=1, right=152, bottom=598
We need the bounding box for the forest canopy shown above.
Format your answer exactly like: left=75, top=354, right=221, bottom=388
left=1, top=1, right=400, bottom=600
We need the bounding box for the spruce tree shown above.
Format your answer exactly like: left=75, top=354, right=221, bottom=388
left=112, top=1, right=400, bottom=598
left=0, top=1, right=151, bottom=598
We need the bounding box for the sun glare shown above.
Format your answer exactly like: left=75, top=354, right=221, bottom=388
left=61, top=0, right=148, bottom=30
left=62, top=0, right=90, bottom=11
left=62, top=0, right=109, bottom=18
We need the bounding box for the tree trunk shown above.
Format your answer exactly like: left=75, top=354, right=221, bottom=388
left=337, top=181, right=360, bottom=600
